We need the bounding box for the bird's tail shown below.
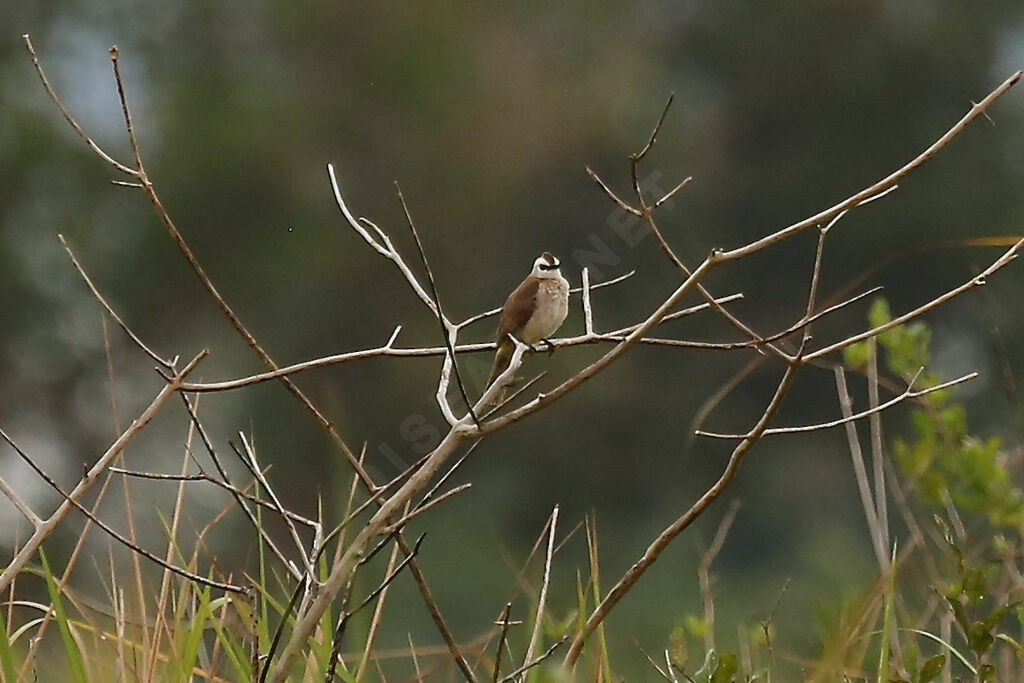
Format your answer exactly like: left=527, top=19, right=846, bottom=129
left=486, top=340, right=514, bottom=402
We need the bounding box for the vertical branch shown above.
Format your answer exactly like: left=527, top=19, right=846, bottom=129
left=581, top=268, right=594, bottom=336
left=355, top=537, right=402, bottom=681
left=492, top=602, right=514, bottom=683
left=521, top=506, right=558, bottom=679
left=834, top=367, right=889, bottom=571
left=697, top=500, right=740, bottom=653
left=867, top=339, right=889, bottom=554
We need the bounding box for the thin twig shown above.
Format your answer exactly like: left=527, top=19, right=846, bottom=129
left=722, top=70, right=1023, bottom=261
left=179, top=293, right=743, bottom=394
left=22, top=36, right=138, bottom=176
left=402, top=542, right=479, bottom=682
left=0, top=353, right=205, bottom=595
left=696, top=372, right=976, bottom=438
left=59, top=235, right=172, bottom=368
left=867, top=339, right=890, bottom=558
left=521, top=506, right=558, bottom=681
left=635, top=93, right=674, bottom=162
left=0, top=428, right=244, bottom=594
left=179, top=393, right=303, bottom=582
left=654, top=176, right=693, bottom=209
left=500, top=635, right=568, bottom=682
left=584, top=167, right=641, bottom=216
left=272, top=70, right=1024, bottom=681
left=835, top=367, right=889, bottom=572
left=806, top=239, right=1024, bottom=361
left=235, top=435, right=314, bottom=576
left=381, top=484, right=473, bottom=534
left=564, top=355, right=803, bottom=666
left=581, top=268, right=594, bottom=336
left=697, top=500, right=740, bottom=652
left=492, top=602, right=514, bottom=683
left=396, top=182, right=479, bottom=425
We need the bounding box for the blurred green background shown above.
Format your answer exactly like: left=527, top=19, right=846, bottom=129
left=3, top=1, right=1024, bottom=678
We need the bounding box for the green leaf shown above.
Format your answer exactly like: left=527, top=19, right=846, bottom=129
left=961, top=566, right=988, bottom=605
left=0, top=604, right=19, bottom=683
left=967, top=620, right=995, bottom=657
left=980, top=602, right=1018, bottom=633
left=996, top=632, right=1024, bottom=661
left=39, top=548, right=88, bottom=683
left=903, top=642, right=919, bottom=680
left=918, top=653, right=946, bottom=683
left=843, top=340, right=870, bottom=369
left=686, top=614, right=712, bottom=639
left=668, top=625, right=688, bottom=669
left=711, top=651, right=739, bottom=682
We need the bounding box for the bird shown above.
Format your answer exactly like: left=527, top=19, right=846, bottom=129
left=487, top=252, right=570, bottom=399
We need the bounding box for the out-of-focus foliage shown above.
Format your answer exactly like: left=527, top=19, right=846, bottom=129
left=847, top=297, right=1024, bottom=527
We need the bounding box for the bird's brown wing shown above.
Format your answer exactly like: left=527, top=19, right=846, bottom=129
left=489, top=277, right=539, bottom=387
left=495, top=277, right=539, bottom=343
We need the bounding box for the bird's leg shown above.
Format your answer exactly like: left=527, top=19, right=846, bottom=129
left=539, top=338, right=556, bottom=355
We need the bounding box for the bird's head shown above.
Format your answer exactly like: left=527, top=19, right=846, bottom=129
left=530, top=251, right=562, bottom=279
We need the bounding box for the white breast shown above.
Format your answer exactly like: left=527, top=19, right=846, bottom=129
left=520, top=275, right=569, bottom=344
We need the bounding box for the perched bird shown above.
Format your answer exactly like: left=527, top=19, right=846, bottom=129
left=487, top=252, right=570, bottom=397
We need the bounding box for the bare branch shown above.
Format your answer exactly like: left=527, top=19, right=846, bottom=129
left=654, top=176, right=693, bottom=209
left=108, top=46, right=144, bottom=173
left=178, top=293, right=743, bottom=394
left=328, top=164, right=438, bottom=314
left=492, top=603, right=515, bottom=683
left=0, top=473, right=41, bottom=528
left=381, top=484, right=472, bottom=534
left=805, top=239, right=1023, bottom=361
left=108, top=465, right=320, bottom=530
left=500, top=635, right=568, bottom=682
left=835, top=366, right=890, bottom=572
left=564, top=357, right=802, bottom=666
left=0, top=354, right=204, bottom=595
left=698, top=500, right=740, bottom=652
left=396, top=182, right=478, bottom=425
left=697, top=371, right=974, bottom=439
left=236, top=434, right=314, bottom=575
left=635, top=92, right=674, bottom=162
left=721, top=70, right=1023, bottom=260
left=584, top=167, right=641, bottom=216
left=22, top=35, right=138, bottom=176
left=402, top=541, right=479, bottom=682
left=521, top=506, right=558, bottom=680
left=867, top=339, right=890, bottom=561
left=59, top=235, right=172, bottom=368
left=581, top=268, right=594, bottom=336
left=355, top=536, right=407, bottom=682
left=0, top=428, right=244, bottom=594
left=179, top=394, right=303, bottom=583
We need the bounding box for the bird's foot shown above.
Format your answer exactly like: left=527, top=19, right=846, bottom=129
left=539, top=338, right=556, bottom=355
